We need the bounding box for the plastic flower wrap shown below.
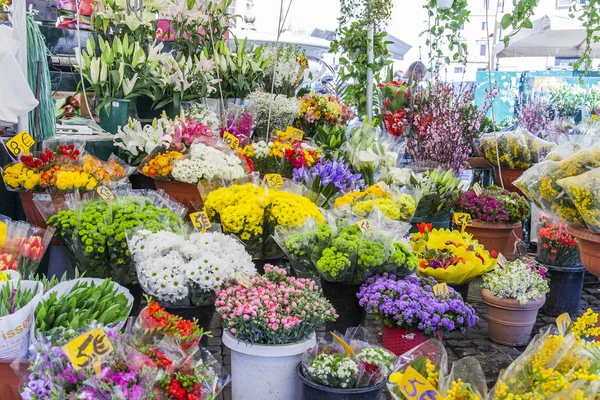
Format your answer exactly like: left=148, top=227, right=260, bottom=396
left=482, top=257, right=549, bottom=305
left=409, top=169, right=462, bottom=219
left=334, top=183, right=417, bottom=222
left=452, top=185, right=530, bottom=224
left=524, top=130, right=556, bottom=164
left=295, top=92, right=355, bottom=137
left=1, top=219, right=55, bottom=276
left=479, top=129, right=532, bottom=168
left=219, top=101, right=257, bottom=147
left=141, top=149, right=185, bottom=178
left=301, top=326, right=398, bottom=389
left=536, top=216, right=580, bottom=266
left=247, top=91, right=300, bottom=141
left=129, top=229, right=256, bottom=307
left=558, top=166, right=600, bottom=233
left=410, top=228, right=496, bottom=284
left=489, top=309, right=600, bottom=399
left=379, top=81, right=412, bottom=137
left=81, top=153, right=134, bottom=184
left=216, top=265, right=337, bottom=345
left=358, top=275, right=478, bottom=336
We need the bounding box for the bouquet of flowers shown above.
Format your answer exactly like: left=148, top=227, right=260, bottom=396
left=0, top=219, right=54, bottom=276
left=219, top=101, right=256, bottom=147
left=301, top=327, right=397, bottom=389
left=183, top=103, right=220, bottom=132
left=113, top=117, right=174, bottom=165
left=358, top=275, right=478, bottom=336
left=410, top=228, right=496, bottom=284
left=129, top=229, right=256, bottom=307
left=263, top=44, right=308, bottom=97
left=452, top=185, right=530, bottom=224
left=409, top=169, right=462, bottom=219
left=295, top=92, right=355, bottom=137
left=334, top=183, right=417, bottom=222
left=247, top=91, right=300, bottom=141
left=482, top=258, right=549, bottom=305
left=558, top=166, right=600, bottom=232
left=293, top=160, right=364, bottom=207
left=479, top=129, right=532, bottom=169
left=216, top=265, right=337, bottom=345
left=379, top=81, right=412, bottom=137
left=490, top=309, right=600, bottom=399
left=536, top=216, right=580, bottom=266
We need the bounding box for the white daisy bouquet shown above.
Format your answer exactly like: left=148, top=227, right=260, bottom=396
left=128, top=229, right=257, bottom=307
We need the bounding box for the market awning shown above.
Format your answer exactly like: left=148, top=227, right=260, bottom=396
left=310, top=29, right=412, bottom=60
left=494, top=14, right=598, bottom=58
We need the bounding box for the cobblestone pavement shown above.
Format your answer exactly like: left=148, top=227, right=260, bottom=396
left=208, top=284, right=600, bottom=400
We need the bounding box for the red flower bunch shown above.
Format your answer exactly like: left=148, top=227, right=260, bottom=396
left=140, top=298, right=206, bottom=345
left=20, top=148, right=54, bottom=169
left=55, top=144, right=81, bottom=162
left=537, top=216, right=580, bottom=266
left=0, top=251, right=18, bottom=271
left=379, top=81, right=411, bottom=137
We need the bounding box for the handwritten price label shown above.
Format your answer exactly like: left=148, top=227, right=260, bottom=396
left=496, top=252, right=508, bottom=270
left=453, top=212, right=472, bottom=233
left=96, top=186, right=115, bottom=202
left=63, top=329, right=113, bottom=373
left=190, top=211, right=211, bottom=232
left=399, top=366, right=442, bottom=400
left=285, top=126, right=304, bottom=141
left=236, top=272, right=253, bottom=289
left=6, top=131, right=35, bottom=157
left=222, top=132, right=240, bottom=150
left=331, top=331, right=357, bottom=357
left=432, top=283, right=449, bottom=296
left=472, top=183, right=483, bottom=197
left=265, top=174, right=284, bottom=188
left=356, top=219, right=374, bottom=233
left=556, top=313, right=572, bottom=336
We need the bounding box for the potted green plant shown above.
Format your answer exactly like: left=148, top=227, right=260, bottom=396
left=482, top=258, right=549, bottom=346
left=452, top=185, right=530, bottom=260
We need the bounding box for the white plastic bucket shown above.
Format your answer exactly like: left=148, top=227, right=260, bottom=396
left=222, top=330, right=316, bottom=400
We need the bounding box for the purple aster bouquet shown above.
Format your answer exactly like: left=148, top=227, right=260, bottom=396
left=293, top=160, right=364, bottom=208
left=452, top=185, right=530, bottom=224
left=357, top=275, right=478, bottom=335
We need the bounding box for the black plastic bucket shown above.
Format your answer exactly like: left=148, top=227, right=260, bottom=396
left=163, top=303, right=216, bottom=346
left=448, top=282, right=470, bottom=302
left=297, top=364, right=386, bottom=400
left=540, top=263, right=585, bottom=317
left=320, top=281, right=365, bottom=333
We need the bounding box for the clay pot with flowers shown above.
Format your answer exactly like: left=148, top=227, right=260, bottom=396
left=482, top=257, right=549, bottom=346
left=452, top=185, right=530, bottom=260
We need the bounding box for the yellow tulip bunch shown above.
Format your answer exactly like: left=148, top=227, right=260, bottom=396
left=55, top=171, right=98, bottom=191
left=2, top=163, right=41, bottom=191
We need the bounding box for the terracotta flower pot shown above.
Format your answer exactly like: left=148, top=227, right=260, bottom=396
left=463, top=221, right=521, bottom=259
left=467, top=157, right=491, bottom=169
left=153, top=179, right=202, bottom=217
left=382, top=325, right=440, bottom=356
left=493, top=166, right=527, bottom=195
left=19, top=191, right=71, bottom=229
left=0, top=360, right=28, bottom=400
left=566, top=225, right=600, bottom=277
left=482, top=288, right=545, bottom=346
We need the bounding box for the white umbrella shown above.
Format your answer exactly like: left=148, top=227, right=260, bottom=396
left=494, top=15, right=599, bottom=58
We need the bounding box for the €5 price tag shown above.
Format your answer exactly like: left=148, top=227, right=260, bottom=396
left=556, top=313, right=572, bottom=336
left=472, top=183, right=483, bottom=197
left=356, top=219, right=374, bottom=233
left=236, top=272, right=253, bottom=289
left=190, top=211, right=211, bottom=232
left=222, top=132, right=240, bottom=150
left=331, top=331, right=357, bottom=357
left=285, top=126, right=304, bottom=141
left=5, top=131, right=35, bottom=157
left=432, top=283, right=449, bottom=296
left=265, top=174, right=284, bottom=188
left=96, top=186, right=115, bottom=202
left=63, top=328, right=113, bottom=373
left=399, top=366, right=442, bottom=400
left=453, top=212, right=472, bottom=233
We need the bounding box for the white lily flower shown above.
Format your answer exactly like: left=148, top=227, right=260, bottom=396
left=123, top=73, right=138, bottom=96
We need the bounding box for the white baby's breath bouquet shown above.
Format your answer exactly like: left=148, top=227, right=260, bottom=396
left=482, top=258, right=549, bottom=305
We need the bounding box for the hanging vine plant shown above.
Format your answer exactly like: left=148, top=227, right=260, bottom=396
left=500, top=0, right=537, bottom=46
left=570, top=0, right=600, bottom=75
left=424, top=0, right=470, bottom=65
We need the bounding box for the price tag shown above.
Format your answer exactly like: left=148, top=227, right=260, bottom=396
left=112, top=101, right=119, bottom=108
left=432, top=283, right=449, bottom=296
left=96, top=186, right=114, bottom=202
left=356, top=219, right=373, bottom=233
left=5, top=131, right=35, bottom=157
left=556, top=313, right=572, bottom=336
left=63, top=328, right=113, bottom=373
left=222, top=132, right=240, bottom=150
left=285, top=126, right=304, bottom=141
left=472, top=183, right=483, bottom=197
left=399, top=366, right=442, bottom=400
left=331, top=331, right=357, bottom=357
left=265, top=174, right=284, bottom=188
left=496, top=253, right=508, bottom=270
left=453, top=212, right=472, bottom=233
left=190, top=211, right=211, bottom=232
left=236, top=272, right=253, bottom=289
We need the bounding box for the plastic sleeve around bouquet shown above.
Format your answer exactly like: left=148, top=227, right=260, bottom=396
left=522, top=130, right=556, bottom=164
left=311, top=216, right=359, bottom=283
left=547, top=135, right=600, bottom=161
left=273, top=218, right=323, bottom=279
left=438, top=357, right=487, bottom=399
left=535, top=215, right=581, bottom=265
left=104, top=153, right=136, bottom=183
left=344, top=121, right=386, bottom=187
left=13, top=223, right=55, bottom=277
left=479, top=130, right=532, bottom=168
left=220, top=100, right=257, bottom=147
left=558, top=167, right=600, bottom=233
left=513, top=161, right=559, bottom=211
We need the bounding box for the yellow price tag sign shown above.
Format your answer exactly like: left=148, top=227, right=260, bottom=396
left=265, top=174, right=284, bottom=188
left=5, top=131, right=35, bottom=157
left=432, top=283, right=449, bottom=296
left=472, top=183, right=483, bottom=197
left=399, top=366, right=442, bottom=400
left=453, top=212, right=472, bottom=233
left=356, top=219, right=373, bottom=233
left=222, top=132, right=240, bottom=150
left=190, top=211, right=211, bottom=232
left=236, top=272, right=253, bottom=289
left=331, top=331, right=357, bottom=357
left=556, top=313, right=572, bottom=336
left=285, top=126, right=304, bottom=141
left=63, top=328, right=113, bottom=372
left=96, top=186, right=115, bottom=202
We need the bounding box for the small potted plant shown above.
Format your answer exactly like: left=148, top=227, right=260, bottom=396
left=357, top=274, right=478, bottom=356
left=217, top=265, right=337, bottom=400
left=536, top=216, right=583, bottom=317
left=482, top=257, right=549, bottom=346
left=452, top=185, right=530, bottom=260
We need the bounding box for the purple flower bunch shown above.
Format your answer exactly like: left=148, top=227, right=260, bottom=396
left=293, top=160, right=364, bottom=206
left=452, top=189, right=510, bottom=223
left=221, top=110, right=254, bottom=147
left=357, top=274, right=478, bottom=335
left=21, top=373, right=54, bottom=400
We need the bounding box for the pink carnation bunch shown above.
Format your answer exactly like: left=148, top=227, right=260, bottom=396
left=216, top=264, right=337, bottom=344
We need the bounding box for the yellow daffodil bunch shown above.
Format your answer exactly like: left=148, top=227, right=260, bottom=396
left=55, top=171, right=98, bottom=191
left=491, top=309, right=600, bottom=400
left=410, top=229, right=496, bottom=284
left=334, top=184, right=416, bottom=222
left=2, top=163, right=41, bottom=191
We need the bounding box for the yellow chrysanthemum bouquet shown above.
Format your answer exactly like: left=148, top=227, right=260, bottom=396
left=410, top=228, right=496, bottom=285
left=490, top=309, right=600, bottom=399
left=203, top=181, right=323, bottom=259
